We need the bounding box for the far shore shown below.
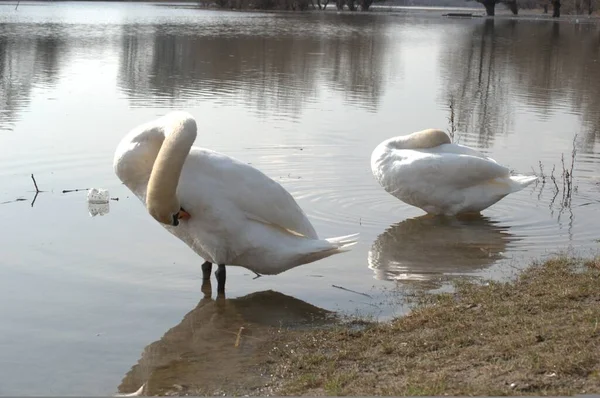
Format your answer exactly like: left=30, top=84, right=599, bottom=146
left=3, top=0, right=600, bottom=20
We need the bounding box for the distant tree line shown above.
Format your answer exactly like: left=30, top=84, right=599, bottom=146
left=199, top=0, right=596, bottom=15
left=200, top=0, right=382, bottom=11
left=469, top=0, right=596, bottom=16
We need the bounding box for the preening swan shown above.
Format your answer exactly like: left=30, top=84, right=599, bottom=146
left=371, top=129, right=538, bottom=215
left=113, top=111, right=358, bottom=294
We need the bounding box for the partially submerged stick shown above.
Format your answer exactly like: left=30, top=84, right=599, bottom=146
left=62, top=188, right=89, bottom=193
left=31, top=174, right=41, bottom=193
left=31, top=192, right=39, bottom=207
left=332, top=284, right=373, bottom=299
left=0, top=198, right=27, bottom=205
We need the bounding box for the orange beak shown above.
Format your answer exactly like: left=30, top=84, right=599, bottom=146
left=178, top=209, right=191, bottom=220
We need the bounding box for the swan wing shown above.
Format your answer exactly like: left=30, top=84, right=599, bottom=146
left=183, top=148, right=319, bottom=240
left=391, top=150, right=510, bottom=189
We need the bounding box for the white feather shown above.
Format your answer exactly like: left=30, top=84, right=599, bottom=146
left=371, top=130, right=537, bottom=215
left=114, top=112, right=358, bottom=275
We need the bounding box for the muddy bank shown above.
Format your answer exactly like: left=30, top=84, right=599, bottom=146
left=269, top=256, right=600, bottom=395
left=118, top=256, right=600, bottom=396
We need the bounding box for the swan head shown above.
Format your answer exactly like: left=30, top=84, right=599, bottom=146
left=147, top=192, right=190, bottom=226
left=408, top=129, right=451, bottom=149
left=147, top=193, right=181, bottom=226
left=142, top=112, right=197, bottom=227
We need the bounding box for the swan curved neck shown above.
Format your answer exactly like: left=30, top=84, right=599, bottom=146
left=145, top=115, right=197, bottom=223
left=390, top=129, right=451, bottom=150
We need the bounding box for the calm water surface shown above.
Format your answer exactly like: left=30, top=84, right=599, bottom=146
left=1, top=2, right=599, bottom=395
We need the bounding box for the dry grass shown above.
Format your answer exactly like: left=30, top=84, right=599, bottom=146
left=268, top=256, right=600, bottom=395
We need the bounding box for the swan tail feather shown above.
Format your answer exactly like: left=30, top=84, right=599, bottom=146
left=325, top=233, right=360, bottom=250
left=294, top=233, right=359, bottom=265
left=509, top=174, right=538, bottom=191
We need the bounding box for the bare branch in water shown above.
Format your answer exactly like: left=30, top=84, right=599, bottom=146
left=532, top=133, right=578, bottom=214
left=31, top=192, right=39, bottom=208
left=332, top=284, right=373, bottom=299
left=31, top=174, right=41, bottom=193
left=566, top=134, right=578, bottom=201
left=550, top=164, right=559, bottom=193
left=0, top=198, right=27, bottom=205
left=62, top=188, right=89, bottom=194
left=538, top=161, right=546, bottom=184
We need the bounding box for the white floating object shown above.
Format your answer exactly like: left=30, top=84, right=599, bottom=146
left=87, top=188, right=109, bottom=204
left=88, top=202, right=110, bottom=217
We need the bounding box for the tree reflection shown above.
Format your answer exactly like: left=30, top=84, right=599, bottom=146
left=0, top=24, right=64, bottom=132
left=440, top=19, right=600, bottom=151
left=439, top=19, right=513, bottom=149
left=117, top=18, right=392, bottom=117
left=0, top=24, right=64, bottom=130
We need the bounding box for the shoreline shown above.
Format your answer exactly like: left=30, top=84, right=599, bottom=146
left=265, top=256, right=600, bottom=396
left=120, top=255, right=600, bottom=396
left=2, top=0, right=599, bottom=20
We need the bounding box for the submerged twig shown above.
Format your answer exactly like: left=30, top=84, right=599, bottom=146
left=550, top=165, right=559, bottom=193
left=0, top=198, right=27, bottom=205
left=31, top=192, right=39, bottom=207
left=535, top=133, right=578, bottom=214
left=31, top=174, right=41, bottom=193
left=538, top=161, right=546, bottom=184
left=566, top=134, right=577, bottom=201
left=332, top=284, right=373, bottom=299
left=29, top=174, right=47, bottom=207
left=62, top=188, right=89, bottom=194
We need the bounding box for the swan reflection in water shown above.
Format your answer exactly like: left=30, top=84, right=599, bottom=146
left=368, top=214, right=518, bottom=289
left=117, top=281, right=336, bottom=396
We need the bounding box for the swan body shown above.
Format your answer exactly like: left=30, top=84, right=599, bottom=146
left=113, top=112, right=358, bottom=292
left=371, top=129, right=538, bottom=215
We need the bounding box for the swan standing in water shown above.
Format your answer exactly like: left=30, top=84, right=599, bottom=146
left=371, top=129, right=537, bottom=215
left=114, top=111, right=358, bottom=294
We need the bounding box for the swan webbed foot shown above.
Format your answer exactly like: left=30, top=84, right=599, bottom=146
left=216, top=264, right=226, bottom=295
left=201, top=261, right=213, bottom=281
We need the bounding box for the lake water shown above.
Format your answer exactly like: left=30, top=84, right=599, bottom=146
left=0, top=2, right=599, bottom=395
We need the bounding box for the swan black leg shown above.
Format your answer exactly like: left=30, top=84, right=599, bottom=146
left=201, top=261, right=212, bottom=281
left=201, top=278, right=212, bottom=298
left=215, top=264, right=226, bottom=295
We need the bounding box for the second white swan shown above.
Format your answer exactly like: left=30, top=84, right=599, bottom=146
left=371, top=129, right=537, bottom=215
left=114, top=111, right=358, bottom=294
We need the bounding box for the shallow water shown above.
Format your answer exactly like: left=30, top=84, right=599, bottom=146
left=0, top=2, right=599, bottom=395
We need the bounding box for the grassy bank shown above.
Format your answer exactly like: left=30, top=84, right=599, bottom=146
left=267, top=256, right=600, bottom=395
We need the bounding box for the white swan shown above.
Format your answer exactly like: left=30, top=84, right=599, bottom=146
left=371, top=129, right=538, bottom=215
left=113, top=111, right=358, bottom=294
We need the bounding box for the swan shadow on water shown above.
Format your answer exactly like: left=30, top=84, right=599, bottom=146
left=116, top=280, right=337, bottom=396
left=367, top=213, right=520, bottom=290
